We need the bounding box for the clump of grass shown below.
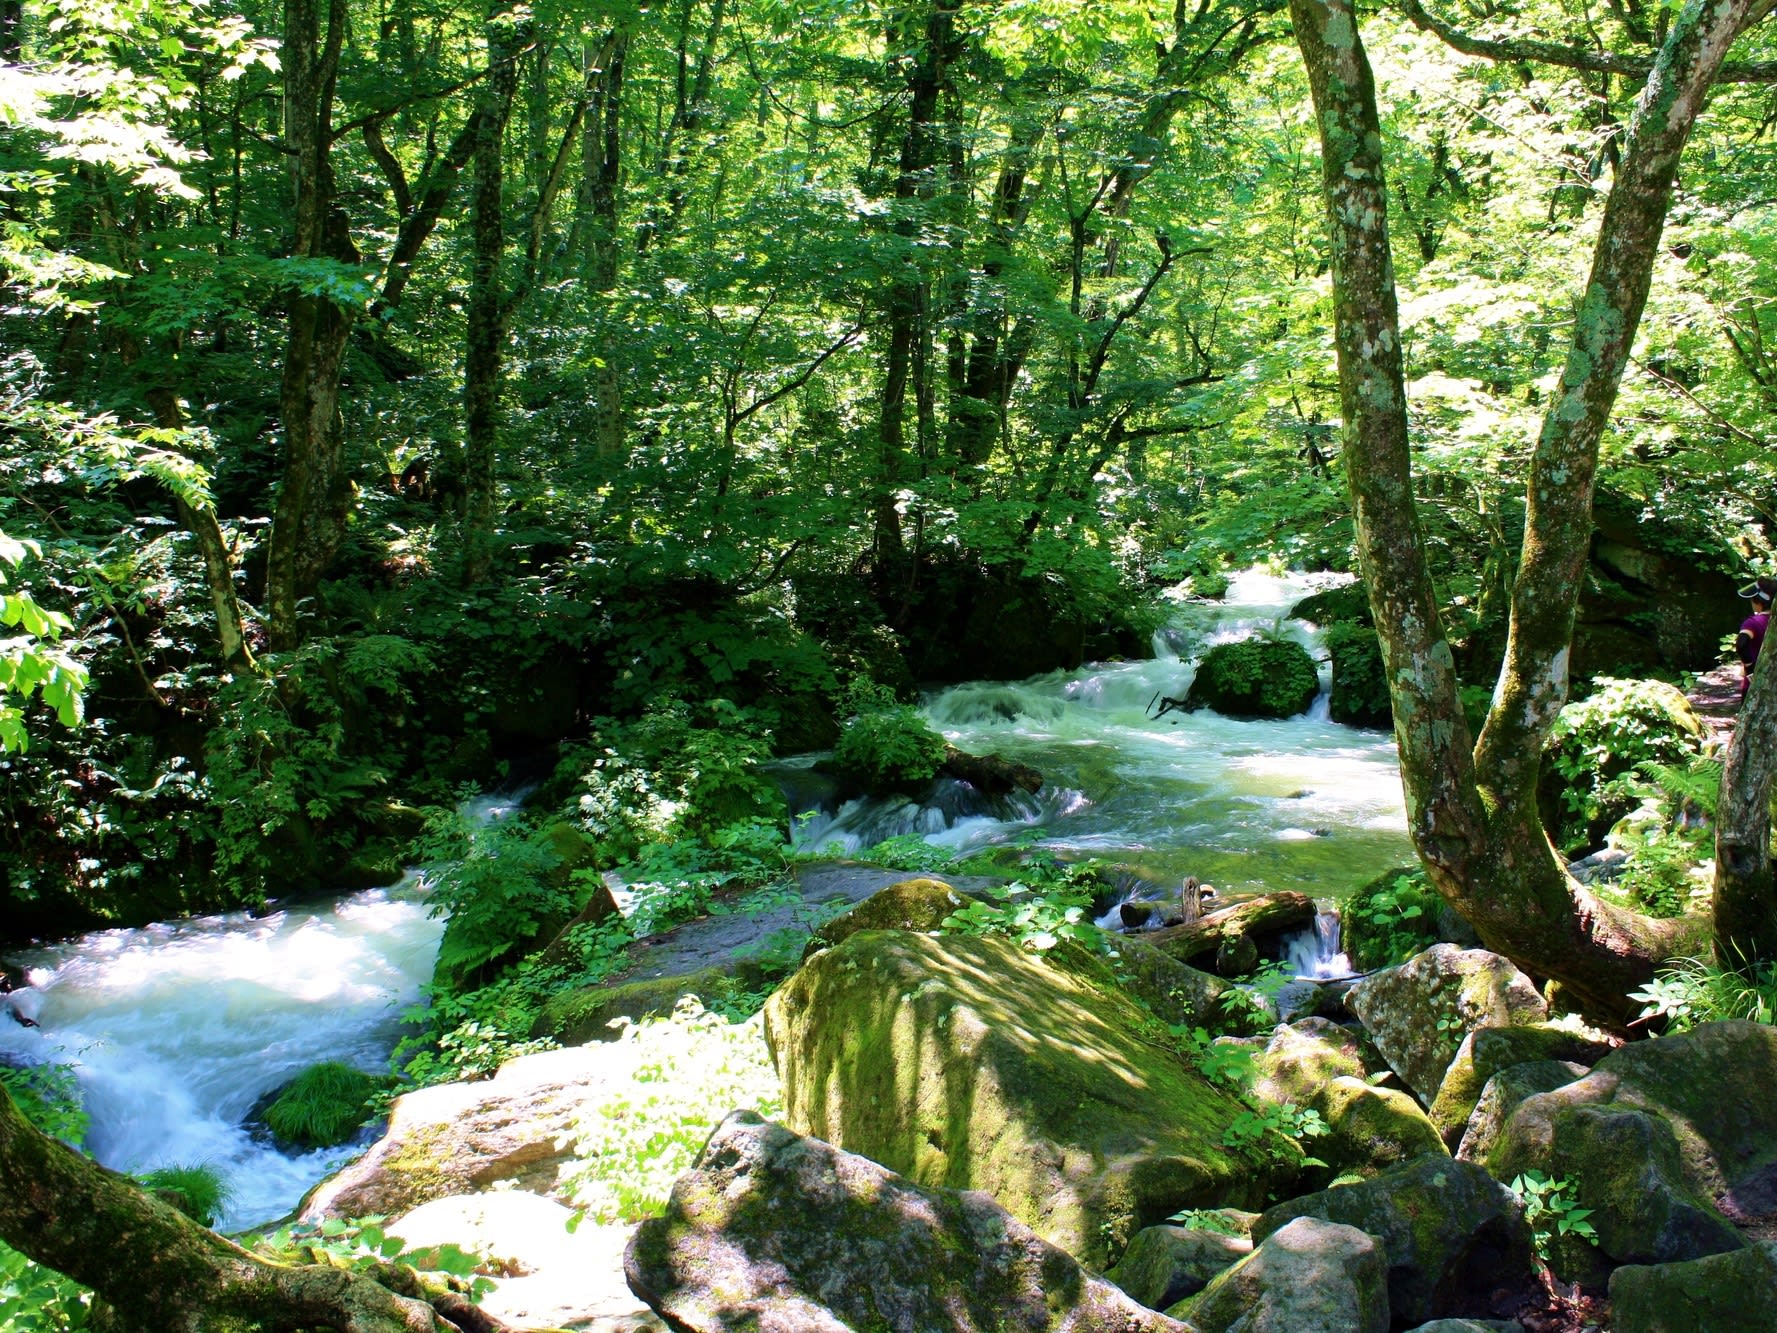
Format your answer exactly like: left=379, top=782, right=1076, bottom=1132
left=140, top=1164, right=232, bottom=1227
left=263, top=1062, right=390, bottom=1149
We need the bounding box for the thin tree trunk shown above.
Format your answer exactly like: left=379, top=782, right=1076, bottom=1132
left=1715, top=653, right=1777, bottom=962
left=265, top=0, right=356, bottom=649
left=583, top=30, right=628, bottom=458
left=1290, top=0, right=1754, bottom=1018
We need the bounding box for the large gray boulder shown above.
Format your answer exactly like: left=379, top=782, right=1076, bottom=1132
left=1347, top=946, right=1548, bottom=1105
left=1176, top=1217, right=1389, bottom=1333
left=1105, top=1224, right=1252, bottom=1311
left=1255, top=1156, right=1538, bottom=1327
left=763, top=929, right=1296, bottom=1267
left=624, top=1111, right=1189, bottom=1333
left=1484, top=1021, right=1777, bottom=1262
left=1607, top=1240, right=1777, bottom=1333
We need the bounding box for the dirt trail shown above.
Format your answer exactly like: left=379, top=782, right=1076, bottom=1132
left=1687, top=663, right=1743, bottom=753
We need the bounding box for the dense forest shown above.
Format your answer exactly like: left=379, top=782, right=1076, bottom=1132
left=4, top=0, right=1777, bottom=1326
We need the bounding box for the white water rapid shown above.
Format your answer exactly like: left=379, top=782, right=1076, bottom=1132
left=792, top=569, right=1413, bottom=901
left=0, top=793, right=521, bottom=1231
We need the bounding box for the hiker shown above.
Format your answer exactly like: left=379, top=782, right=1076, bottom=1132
left=1736, top=575, right=1775, bottom=698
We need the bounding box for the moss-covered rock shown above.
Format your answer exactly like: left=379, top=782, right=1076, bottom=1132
left=1289, top=582, right=1373, bottom=627
left=1346, top=945, right=1548, bottom=1105
left=1607, top=1240, right=1777, bottom=1333
left=1184, top=639, right=1321, bottom=720
left=1484, top=1021, right=1777, bottom=1240
left=532, top=966, right=748, bottom=1045
left=1325, top=624, right=1392, bottom=729
left=1175, top=1217, right=1389, bottom=1333
left=624, top=1110, right=1191, bottom=1333
left=1254, top=1156, right=1539, bottom=1328
left=1105, top=1224, right=1252, bottom=1310
left=1454, top=1060, right=1589, bottom=1166
left=1316, top=1076, right=1449, bottom=1182
left=1251, top=1019, right=1370, bottom=1106
left=763, top=929, right=1299, bottom=1268
left=801, top=877, right=974, bottom=958
left=1428, top=1023, right=1615, bottom=1147
left=1056, top=928, right=1237, bottom=1031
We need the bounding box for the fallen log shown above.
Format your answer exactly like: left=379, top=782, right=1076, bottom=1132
left=1144, top=891, right=1316, bottom=969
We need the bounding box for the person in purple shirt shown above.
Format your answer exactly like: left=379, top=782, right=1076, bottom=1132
left=1736, top=575, right=1775, bottom=698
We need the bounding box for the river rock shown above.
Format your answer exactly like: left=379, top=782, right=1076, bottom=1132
left=1607, top=1239, right=1777, bottom=1333
left=1429, top=1023, right=1615, bottom=1146
left=1315, top=1076, right=1448, bottom=1181
left=1346, top=945, right=1548, bottom=1104
left=1184, top=638, right=1321, bottom=719
left=624, top=1110, right=1189, bottom=1333
left=389, top=1190, right=663, bottom=1332
left=532, top=966, right=747, bottom=1045
left=762, top=929, right=1297, bottom=1267
left=300, top=1039, right=702, bottom=1220
left=1251, top=1019, right=1370, bottom=1104
left=1483, top=1021, right=1777, bottom=1245
left=1455, top=1060, right=1589, bottom=1165
left=1174, top=1216, right=1388, bottom=1333
left=1254, top=1156, right=1539, bottom=1326
left=1067, top=928, right=1237, bottom=1029
left=801, top=876, right=974, bottom=958
left=1105, top=1224, right=1252, bottom=1310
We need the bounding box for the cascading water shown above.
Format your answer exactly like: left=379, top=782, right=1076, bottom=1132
left=792, top=569, right=1413, bottom=900
left=1284, top=900, right=1356, bottom=981
left=0, top=792, right=521, bottom=1231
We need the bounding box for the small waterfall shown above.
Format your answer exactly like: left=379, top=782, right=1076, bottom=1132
left=1284, top=900, right=1355, bottom=980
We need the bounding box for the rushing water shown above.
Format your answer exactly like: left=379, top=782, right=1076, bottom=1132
left=792, top=569, right=1413, bottom=900
left=0, top=794, right=521, bottom=1231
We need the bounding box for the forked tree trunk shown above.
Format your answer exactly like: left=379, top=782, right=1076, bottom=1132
left=1290, top=0, right=1759, bottom=1018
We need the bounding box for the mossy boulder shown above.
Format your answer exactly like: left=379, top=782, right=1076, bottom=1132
left=1051, top=928, right=1238, bottom=1031
left=1484, top=1022, right=1777, bottom=1267
left=1105, top=1224, right=1252, bottom=1310
left=1184, top=639, right=1321, bottom=720
left=1289, top=582, right=1373, bottom=627
left=1607, top=1240, right=1777, bottom=1333
left=625, top=1110, right=1190, bottom=1333
left=1428, top=1023, right=1615, bottom=1147
left=1315, top=1077, right=1449, bottom=1183
left=257, top=1062, right=390, bottom=1150
left=1346, top=945, right=1548, bottom=1105
left=1250, top=1019, right=1370, bottom=1107
left=1324, top=624, right=1392, bottom=729
left=801, top=877, right=975, bottom=958
left=1174, top=1217, right=1389, bottom=1333
left=763, top=929, right=1299, bottom=1268
left=1254, top=1156, right=1539, bottom=1328
left=1455, top=1060, right=1590, bottom=1166
left=532, top=966, right=750, bottom=1045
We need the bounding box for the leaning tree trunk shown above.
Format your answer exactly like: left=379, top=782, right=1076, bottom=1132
left=1714, top=648, right=1777, bottom=962
left=1290, top=0, right=1756, bottom=1019
left=0, top=1085, right=496, bottom=1332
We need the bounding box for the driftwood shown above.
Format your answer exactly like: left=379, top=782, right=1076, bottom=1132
left=1145, top=891, right=1315, bottom=968
left=941, top=747, right=1043, bottom=795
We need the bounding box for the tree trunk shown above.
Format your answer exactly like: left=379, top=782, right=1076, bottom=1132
left=1289, top=0, right=1752, bottom=1019
left=460, top=10, right=525, bottom=585
left=1714, top=652, right=1777, bottom=962
left=0, top=1085, right=484, bottom=1332
left=265, top=0, right=357, bottom=650
left=582, top=29, right=628, bottom=459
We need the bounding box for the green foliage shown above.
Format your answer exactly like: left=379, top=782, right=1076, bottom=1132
left=0, top=531, right=87, bottom=754
left=1172, top=1027, right=1259, bottom=1090
left=138, top=1164, right=232, bottom=1228
left=564, top=998, right=782, bottom=1224
left=1164, top=1208, right=1246, bottom=1236
left=1506, top=1171, right=1597, bottom=1265
left=1543, top=678, right=1705, bottom=854
left=1323, top=622, right=1391, bottom=728
left=245, top=1217, right=495, bottom=1305
left=1187, top=638, right=1320, bottom=719
left=420, top=810, right=580, bottom=987
left=1222, top=1101, right=1328, bottom=1163
left=0, top=1242, right=90, bottom=1332
left=1342, top=869, right=1442, bottom=971
left=1629, top=955, right=1777, bottom=1032
left=262, top=1063, right=389, bottom=1150
left=833, top=706, right=949, bottom=791
left=0, top=1063, right=88, bottom=1148
left=940, top=879, right=1094, bottom=952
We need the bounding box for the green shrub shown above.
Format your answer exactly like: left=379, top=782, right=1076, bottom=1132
left=0, top=1063, right=87, bottom=1148
left=1629, top=955, right=1777, bottom=1031
left=833, top=707, right=949, bottom=790
left=1342, top=868, right=1442, bottom=971
left=139, top=1164, right=232, bottom=1227
left=1324, top=623, right=1390, bottom=728
left=1541, top=677, right=1706, bottom=854
left=1185, top=638, right=1320, bottom=719
left=263, top=1062, right=389, bottom=1149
